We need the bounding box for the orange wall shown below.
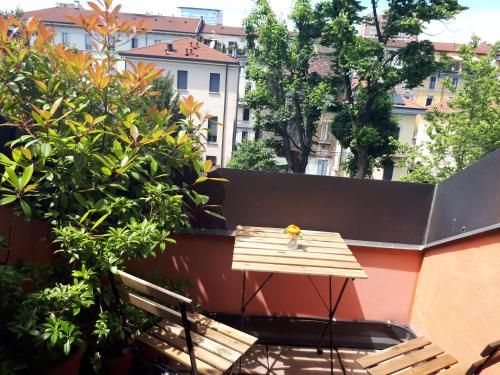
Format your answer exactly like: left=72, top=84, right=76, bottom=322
left=130, top=234, right=422, bottom=324
left=410, top=231, right=500, bottom=371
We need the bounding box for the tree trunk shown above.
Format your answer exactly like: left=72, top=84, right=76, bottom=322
left=355, top=148, right=369, bottom=178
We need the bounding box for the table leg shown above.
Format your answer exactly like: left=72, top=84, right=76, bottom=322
left=316, top=278, right=351, bottom=375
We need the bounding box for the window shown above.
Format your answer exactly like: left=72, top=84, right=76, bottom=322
left=241, top=131, right=248, bottom=141
left=208, top=116, right=218, bottom=143
left=85, top=35, right=92, bottom=50
left=317, top=159, right=328, bottom=176
left=154, top=39, right=161, bottom=45
left=131, top=38, right=139, bottom=48
left=243, top=108, right=250, bottom=121
left=62, top=33, right=70, bottom=46
left=428, top=76, right=436, bottom=90
left=205, top=155, right=217, bottom=166
left=452, top=77, right=459, bottom=88
left=209, top=73, right=220, bottom=93
left=395, top=125, right=401, bottom=140
left=383, top=164, right=394, bottom=181
left=177, top=70, right=188, bottom=90
left=425, top=96, right=434, bottom=107
left=319, top=122, right=330, bottom=143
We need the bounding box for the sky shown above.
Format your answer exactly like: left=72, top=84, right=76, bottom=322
left=4, top=0, right=500, bottom=43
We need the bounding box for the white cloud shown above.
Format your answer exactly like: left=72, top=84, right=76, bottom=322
left=423, top=10, right=500, bottom=43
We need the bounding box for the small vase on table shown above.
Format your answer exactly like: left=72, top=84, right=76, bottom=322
left=285, top=224, right=302, bottom=250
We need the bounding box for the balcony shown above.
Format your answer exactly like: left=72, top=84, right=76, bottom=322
left=2, top=149, right=499, bottom=374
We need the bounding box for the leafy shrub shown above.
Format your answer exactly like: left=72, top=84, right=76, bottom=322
left=0, top=0, right=225, bottom=367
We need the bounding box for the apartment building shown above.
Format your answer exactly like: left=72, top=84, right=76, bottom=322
left=178, top=7, right=223, bottom=25
left=24, top=3, right=245, bottom=166
left=121, top=38, right=240, bottom=166
left=412, top=42, right=494, bottom=108
left=23, top=3, right=244, bottom=54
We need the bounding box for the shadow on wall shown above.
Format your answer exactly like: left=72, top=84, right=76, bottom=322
left=129, top=234, right=423, bottom=324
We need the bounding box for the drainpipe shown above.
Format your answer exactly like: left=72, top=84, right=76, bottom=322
left=221, top=63, right=229, bottom=167
left=232, top=63, right=241, bottom=151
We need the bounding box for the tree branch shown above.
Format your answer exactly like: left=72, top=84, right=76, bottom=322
left=370, top=0, right=383, bottom=42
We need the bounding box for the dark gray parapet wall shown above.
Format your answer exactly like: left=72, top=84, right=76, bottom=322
left=194, top=169, right=434, bottom=245
left=425, top=148, right=500, bottom=246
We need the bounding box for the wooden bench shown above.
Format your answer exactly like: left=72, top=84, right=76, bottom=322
left=114, top=270, right=258, bottom=375
left=357, top=337, right=500, bottom=375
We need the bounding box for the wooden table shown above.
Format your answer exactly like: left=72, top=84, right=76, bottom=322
left=232, top=225, right=367, bottom=374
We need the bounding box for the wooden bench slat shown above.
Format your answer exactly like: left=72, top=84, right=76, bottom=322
left=189, top=312, right=258, bottom=347
left=136, top=332, right=223, bottom=375
left=358, top=337, right=432, bottom=368
left=397, top=354, right=458, bottom=375
left=120, top=290, right=183, bottom=325
left=116, top=270, right=191, bottom=305
left=233, top=254, right=362, bottom=269
left=232, top=261, right=367, bottom=279
left=368, top=344, right=444, bottom=375
left=147, top=325, right=233, bottom=371
left=438, top=364, right=468, bottom=375
left=155, top=320, right=241, bottom=363
left=234, top=241, right=351, bottom=254
left=233, top=247, right=357, bottom=262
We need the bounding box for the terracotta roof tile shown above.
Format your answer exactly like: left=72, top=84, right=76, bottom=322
left=120, top=37, right=239, bottom=64
left=23, top=7, right=202, bottom=34
left=432, top=41, right=492, bottom=55
left=201, top=24, right=245, bottom=37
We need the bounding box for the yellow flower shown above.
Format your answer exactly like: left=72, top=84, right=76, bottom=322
left=285, top=224, right=301, bottom=236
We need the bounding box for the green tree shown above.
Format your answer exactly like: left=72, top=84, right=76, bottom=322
left=316, top=0, right=466, bottom=177
left=227, top=140, right=283, bottom=172
left=244, top=0, right=328, bottom=173
left=0, top=7, right=23, bottom=19
left=400, top=39, right=500, bottom=183
left=147, top=72, right=181, bottom=123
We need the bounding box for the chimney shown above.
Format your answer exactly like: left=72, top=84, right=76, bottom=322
left=190, top=48, right=193, bottom=55
left=185, top=47, right=189, bottom=56
left=196, top=41, right=200, bottom=48
left=166, top=43, right=173, bottom=52
left=190, top=41, right=193, bottom=48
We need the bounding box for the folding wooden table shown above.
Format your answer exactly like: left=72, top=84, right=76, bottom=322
left=232, top=225, right=368, bottom=375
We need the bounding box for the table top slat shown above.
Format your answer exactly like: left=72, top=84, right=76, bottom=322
left=233, top=254, right=362, bottom=270
left=232, top=226, right=367, bottom=279
left=233, top=261, right=368, bottom=279
left=234, top=248, right=357, bottom=262
left=234, top=241, right=352, bottom=254
left=235, top=236, right=348, bottom=248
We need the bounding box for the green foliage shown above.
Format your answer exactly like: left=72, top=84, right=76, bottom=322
left=0, top=7, right=23, bottom=19
left=244, top=0, right=329, bottom=173
left=315, top=0, right=466, bottom=177
left=400, top=39, right=500, bottom=183
left=0, top=1, right=226, bottom=368
left=227, top=140, right=283, bottom=172
left=146, top=72, right=181, bottom=123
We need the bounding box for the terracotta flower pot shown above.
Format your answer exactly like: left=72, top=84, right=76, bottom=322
left=101, top=348, right=133, bottom=374
left=44, top=344, right=86, bottom=375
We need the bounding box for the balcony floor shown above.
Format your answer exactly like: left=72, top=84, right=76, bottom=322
left=235, top=344, right=373, bottom=374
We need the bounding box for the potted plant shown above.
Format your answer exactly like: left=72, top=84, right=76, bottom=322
left=0, top=1, right=225, bottom=371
